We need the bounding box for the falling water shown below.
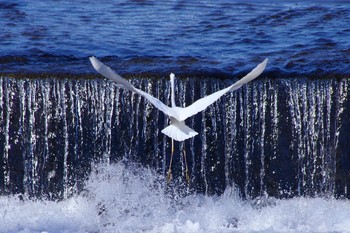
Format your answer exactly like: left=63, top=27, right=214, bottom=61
left=0, top=76, right=349, bottom=199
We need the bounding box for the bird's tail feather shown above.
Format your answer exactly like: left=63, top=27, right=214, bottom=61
left=161, top=122, right=198, bottom=142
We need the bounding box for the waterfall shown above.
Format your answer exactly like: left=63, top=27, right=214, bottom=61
left=0, top=76, right=349, bottom=199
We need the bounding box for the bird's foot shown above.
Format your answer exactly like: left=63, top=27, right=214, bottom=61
left=166, top=169, right=173, bottom=183
left=185, top=170, right=190, bottom=185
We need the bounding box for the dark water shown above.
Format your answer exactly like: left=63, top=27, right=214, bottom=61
left=0, top=0, right=349, bottom=76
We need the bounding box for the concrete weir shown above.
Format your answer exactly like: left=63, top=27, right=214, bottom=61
left=0, top=76, right=349, bottom=199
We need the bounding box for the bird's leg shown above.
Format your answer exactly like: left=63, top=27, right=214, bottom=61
left=182, top=144, right=190, bottom=184
left=167, top=139, right=174, bottom=183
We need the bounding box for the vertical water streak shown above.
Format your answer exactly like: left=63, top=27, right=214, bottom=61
left=335, top=80, right=349, bottom=149
left=251, top=81, right=259, bottom=196
left=209, top=81, right=218, bottom=144
left=65, top=81, right=76, bottom=194
left=99, top=80, right=114, bottom=164
left=99, top=81, right=106, bottom=159
left=325, top=81, right=334, bottom=194
left=3, top=78, right=11, bottom=194
left=162, top=78, right=171, bottom=175
left=226, top=89, right=237, bottom=188
left=142, top=79, right=150, bottom=161
left=242, top=84, right=252, bottom=197
left=188, top=78, right=196, bottom=183
left=97, top=80, right=106, bottom=160
left=259, top=81, right=267, bottom=196
left=300, top=81, right=308, bottom=193
left=178, top=79, right=186, bottom=178
left=200, top=80, right=208, bottom=193
left=30, top=81, right=39, bottom=196
left=114, top=84, right=121, bottom=127
left=317, top=81, right=326, bottom=193
left=67, top=80, right=86, bottom=193
left=297, top=81, right=305, bottom=194
left=266, top=79, right=281, bottom=195
left=123, top=81, right=132, bottom=159
left=111, top=82, right=121, bottom=161
left=213, top=81, right=225, bottom=194
left=92, top=80, right=100, bottom=156
left=20, top=79, right=30, bottom=195
left=287, top=80, right=301, bottom=194
left=72, top=81, right=82, bottom=163
left=207, top=79, right=218, bottom=192
left=271, top=80, right=279, bottom=160
left=19, top=79, right=38, bottom=196
left=151, top=79, right=160, bottom=169
left=227, top=81, right=239, bottom=190
left=85, top=80, right=93, bottom=156
left=223, top=88, right=232, bottom=187
left=307, top=82, right=316, bottom=193
left=141, top=78, right=156, bottom=164
left=58, top=80, right=70, bottom=198
left=89, top=80, right=99, bottom=159
left=41, top=79, right=50, bottom=195
left=106, top=81, right=115, bottom=163
left=130, top=79, right=140, bottom=161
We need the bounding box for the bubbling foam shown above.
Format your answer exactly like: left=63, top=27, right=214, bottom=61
left=1, top=163, right=350, bottom=233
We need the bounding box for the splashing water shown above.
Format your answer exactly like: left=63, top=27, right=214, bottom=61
left=1, top=163, right=350, bottom=233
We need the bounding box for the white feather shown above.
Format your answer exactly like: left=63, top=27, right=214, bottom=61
left=89, top=56, right=267, bottom=141
left=161, top=120, right=198, bottom=142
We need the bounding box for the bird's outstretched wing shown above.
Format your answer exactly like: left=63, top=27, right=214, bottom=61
left=177, top=58, right=268, bottom=122
left=90, top=57, right=178, bottom=118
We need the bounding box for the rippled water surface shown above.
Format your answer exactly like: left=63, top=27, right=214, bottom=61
left=0, top=0, right=349, bottom=76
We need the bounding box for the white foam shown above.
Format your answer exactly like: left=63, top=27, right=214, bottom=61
left=1, top=163, right=350, bottom=233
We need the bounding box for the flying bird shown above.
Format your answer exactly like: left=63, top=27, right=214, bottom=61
left=89, top=57, right=268, bottom=142
left=90, top=56, right=267, bottom=182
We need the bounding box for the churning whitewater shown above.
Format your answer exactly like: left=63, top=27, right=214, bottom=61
left=1, top=163, right=350, bottom=233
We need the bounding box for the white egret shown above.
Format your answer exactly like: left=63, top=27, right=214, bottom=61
left=90, top=56, right=268, bottom=182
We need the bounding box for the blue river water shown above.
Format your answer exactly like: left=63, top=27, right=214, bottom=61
left=0, top=0, right=349, bottom=76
